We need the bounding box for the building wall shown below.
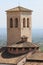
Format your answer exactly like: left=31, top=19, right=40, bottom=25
left=7, top=11, right=32, bottom=45
left=20, top=12, right=32, bottom=42
left=7, top=12, right=21, bottom=45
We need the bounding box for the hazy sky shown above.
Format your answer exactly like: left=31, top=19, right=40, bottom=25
left=0, top=0, right=43, bottom=29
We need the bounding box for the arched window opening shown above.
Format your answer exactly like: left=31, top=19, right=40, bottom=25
left=10, top=47, right=12, bottom=51
left=23, top=18, right=25, bottom=27
left=15, top=18, right=18, bottom=28
left=27, top=18, right=29, bottom=27
left=10, top=18, right=13, bottom=28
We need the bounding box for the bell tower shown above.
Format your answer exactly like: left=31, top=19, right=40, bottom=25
left=6, top=6, right=32, bottom=45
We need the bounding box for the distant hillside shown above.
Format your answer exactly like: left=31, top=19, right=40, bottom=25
left=0, top=28, right=7, bottom=46
left=32, top=29, right=43, bottom=43
left=0, top=28, right=43, bottom=47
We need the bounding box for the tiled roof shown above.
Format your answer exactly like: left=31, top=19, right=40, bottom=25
left=25, top=62, right=43, bottom=65
left=7, top=42, right=39, bottom=48
left=27, top=52, right=43, bottom=60
left=6, top=6, right=32, bottom=12
left=0, top=53, right=26, bottom=64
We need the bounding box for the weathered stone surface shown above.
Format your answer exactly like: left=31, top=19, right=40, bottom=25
left=0, top=52, right=26, bottom=64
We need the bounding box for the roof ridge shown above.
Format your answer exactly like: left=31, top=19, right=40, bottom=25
left=6, top=6, right=33, bottom=12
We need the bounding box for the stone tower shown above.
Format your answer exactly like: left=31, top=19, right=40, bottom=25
left=6, top=6, right=32, bottom=45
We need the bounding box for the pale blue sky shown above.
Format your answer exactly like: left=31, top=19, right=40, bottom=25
left=0, top=0, right=43, bottom=29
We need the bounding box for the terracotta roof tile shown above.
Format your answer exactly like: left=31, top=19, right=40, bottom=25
left=27, top=52, right=43, bottom=60
left=25, top=62, right=43, bottom=65
left=0, top=53, right=26, bottom=64
left=7, top=42, right=39, bottom=48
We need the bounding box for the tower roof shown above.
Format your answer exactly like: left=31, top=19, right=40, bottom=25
left=6, top=6, right=33, bottom=12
